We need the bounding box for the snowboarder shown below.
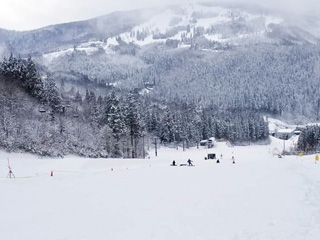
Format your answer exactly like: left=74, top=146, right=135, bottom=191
left=187, top=159, right=193, bottom=166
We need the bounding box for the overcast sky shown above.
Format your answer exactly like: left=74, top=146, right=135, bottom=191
left=0, top=0, right=318, bottom=31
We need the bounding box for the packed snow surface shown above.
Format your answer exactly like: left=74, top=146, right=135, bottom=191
left=1, top=136, right=319, bottom=240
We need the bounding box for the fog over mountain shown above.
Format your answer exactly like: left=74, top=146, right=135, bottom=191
left=0, top=0, right=319, bottom=31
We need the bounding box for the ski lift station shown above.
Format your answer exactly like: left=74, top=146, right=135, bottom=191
left=200, top=140, right=208, bottom=146
left=276, top=128, right=302, bottom=140
left=200, top=137, right=215, bottom=148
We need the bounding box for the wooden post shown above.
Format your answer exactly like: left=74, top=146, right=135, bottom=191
left=155, top=138, right=158, bottom=157
left=143, top=135, right=145, bottom=159
left=151, top=138, right=158, bottom=157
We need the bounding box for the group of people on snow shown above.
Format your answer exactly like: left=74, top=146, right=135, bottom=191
left=171, top=155, right=235, bottom=166
left=171, top=159, right=194, bottom=166
left=216, top=155, right=235, bottom=164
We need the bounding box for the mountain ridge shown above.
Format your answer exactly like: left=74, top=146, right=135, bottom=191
left=1, top=3, right=319, bottom=58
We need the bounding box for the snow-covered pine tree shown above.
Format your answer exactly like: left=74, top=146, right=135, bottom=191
left=24, top=56, right=44, bottom=100
left=106, top=93, right=127, bottom=157
left=43, top=74, right=62, bottom=111
left=160, top=108, right=174, bottom=143
left=124, top=93, right=143, bottom=158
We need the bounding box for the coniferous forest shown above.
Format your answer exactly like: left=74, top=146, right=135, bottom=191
left=297, top=125, right=320, bottom=153
left=3, top=40, right=320, bottom=157
left=0, top=55, right=270, bottom=157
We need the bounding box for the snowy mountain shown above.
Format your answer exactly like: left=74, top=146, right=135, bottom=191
left=1, top=2, right=320, bottom=158
left=109, top=4, right=287, bottom=46
left=26, top=3, right=320, bottom=122
left=36, top=3, right=316, bottom=63
left=2, top=4, right=320, bottom=114
left=0, top=8, right=156, bottom=56
left=40, top=5, right=279, bottom=62
left=1, top=2, right=318, bottom=59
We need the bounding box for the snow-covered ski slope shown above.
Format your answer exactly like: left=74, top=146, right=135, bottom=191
left=1, top=136, right=319, bottom=240
left=42, top=3, right=284, bottom=63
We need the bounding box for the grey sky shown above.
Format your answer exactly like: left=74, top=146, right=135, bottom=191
left=0, top=0, right=318, bottom=31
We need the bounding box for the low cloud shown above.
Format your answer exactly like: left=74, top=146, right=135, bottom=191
left=0, top=0, right=319, bottom=31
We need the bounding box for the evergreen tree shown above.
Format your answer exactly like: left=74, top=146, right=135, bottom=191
left=44, top=74, right=62, bottom=111
left=124, top=93, right=143, bottom=158
left=106, top=92, right=126, bottom=156
left=160, top=108, right=174, bottom=143
left=24, top=57, right=44, bottom=99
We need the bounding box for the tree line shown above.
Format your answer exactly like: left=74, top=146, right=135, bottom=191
left=297, top=125, right=320, bottom=153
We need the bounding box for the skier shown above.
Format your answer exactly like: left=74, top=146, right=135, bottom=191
left=216, top=159, right=220, bottom=164
left=172, top=160, right=176, bottom=166
left=187, top=159, right=193, bottom=166
left=232, top=156, right=235, bottom=164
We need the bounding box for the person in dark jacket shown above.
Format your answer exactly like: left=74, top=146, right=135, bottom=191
left=187, top=159, right=193, bottom=166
